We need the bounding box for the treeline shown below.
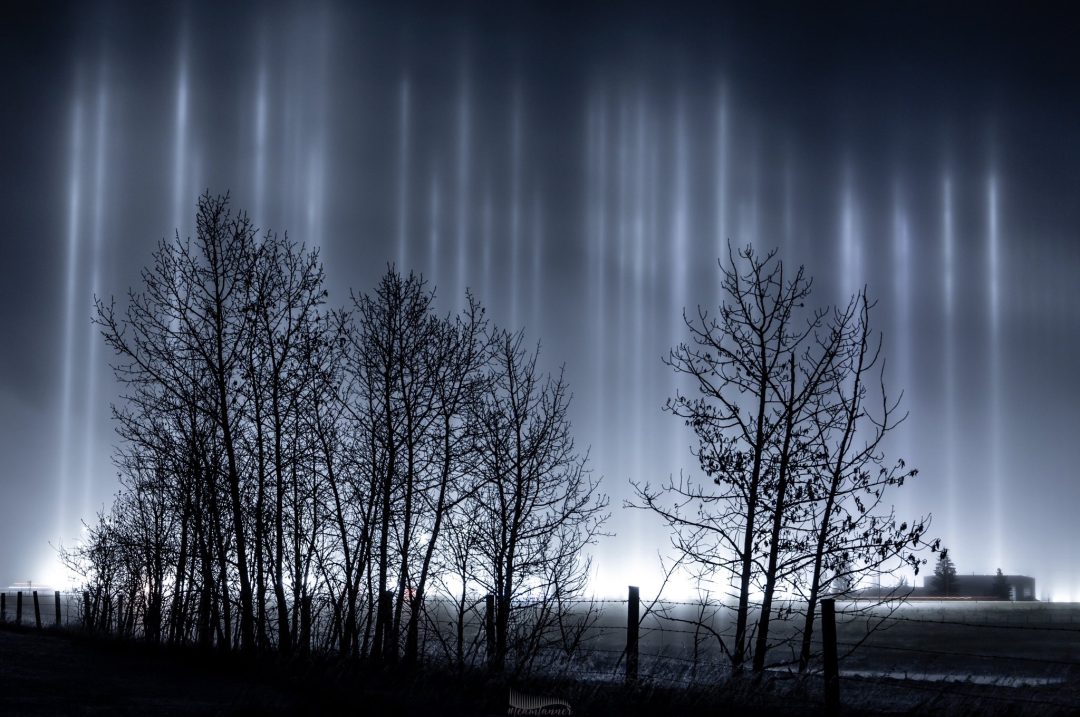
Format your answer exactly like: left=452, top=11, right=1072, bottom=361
left=67, top=193, right=608, bottom=671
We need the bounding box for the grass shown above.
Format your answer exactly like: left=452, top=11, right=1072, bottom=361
left=6, top=601, right=1080, bottom=715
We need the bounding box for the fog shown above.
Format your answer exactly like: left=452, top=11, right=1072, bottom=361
left=2, top=1, right=1079, bottom=598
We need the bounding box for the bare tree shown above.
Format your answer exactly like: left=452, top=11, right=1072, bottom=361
left=794, top=290, right=937, bottom=672
left=95, top=193, right=257, bottom=649
left=81, top=194, right=609, bottom=679
left=401, top=293, right=490, bottom=664
left=751, top=301, right=853, bottom=672
left=342, top=269, right=491, bottom=665
left=633, top=246, right=938, bottom=675
left=239, top=227, right=327, bottom=653
left=94, top=193, right=341, bottom=653
left=633, top=245, right=819, bottom=671
left=470, top=328, right=609, bottom=674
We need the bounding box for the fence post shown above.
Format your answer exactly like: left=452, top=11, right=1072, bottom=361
left=626, top=586, right=640, bottom=683
left=821, top=598, right=840, bottom=715
left=117, top=595, right=125, bottom=637
left=16, top=591, right=23, bottom=625
left=82, top=591, right=91, bottom=631
left=485, top=593, right=496, bottom=668
left=33, top=591, right=42, bottom=629
left=1, top=592, right=5, bottom=622
left=54, top=591, right=61, bottom=627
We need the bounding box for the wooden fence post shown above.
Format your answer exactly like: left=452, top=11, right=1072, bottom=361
left=16, top=591, right=23, bottom=625
left=117, top=595, right=125, bottom=637
left=626, top=586, right=640, bottom=683
left=33, top=590, right=42, bottom=629
left=485, top=593, right=496, bottom=668
left=821, top=598, right=840, bottom=715
left=54, top=591, right=61, bottom=627
left=1, top=592, right=5, bottom=622
left=82, top=591, right=91, bottom=631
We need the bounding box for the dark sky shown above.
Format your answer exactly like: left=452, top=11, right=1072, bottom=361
left=2, top=0, right=1079, bottom=597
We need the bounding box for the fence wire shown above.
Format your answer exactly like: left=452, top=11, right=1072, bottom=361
left=5, top=590, right=1080, bottom=711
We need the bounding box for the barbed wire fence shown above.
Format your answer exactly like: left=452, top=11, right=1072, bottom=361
left=4, top=586, right=1080, bottom=713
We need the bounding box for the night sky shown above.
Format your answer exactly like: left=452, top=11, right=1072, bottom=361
left=2, top=1, right=1079, bottom=598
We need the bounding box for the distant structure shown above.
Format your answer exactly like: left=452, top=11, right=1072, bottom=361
left=844, top=573, right=1038, bottom=602
left=916, top=574, right=1036, bottom=601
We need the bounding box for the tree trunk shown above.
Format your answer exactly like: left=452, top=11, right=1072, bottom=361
left=733, top=350, right=770, bottom=672
left=753, top=359, right=797, bottom=672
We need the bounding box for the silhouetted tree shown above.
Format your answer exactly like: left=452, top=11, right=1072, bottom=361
left=794, top=288, right=936, bottom=672
left=400, top=294, right=490, bottom=664
left=751, top=292, right=857, bottom=672
left=78, top=194, right=605, bottom=676
left=992, top=568, right=1010, bottom=600
left=343, top=270, right=436, bottom=664
left=470, top=328, right=609, bottom=674
left=94, top=193, right=337, bottom=653
left=632, top=245, right=818, bottom=672
left=632, top=245, right=938, bottom=676
left=931, top=551, right=957, bottom=596
left=240, top=225, right=330, bottom=653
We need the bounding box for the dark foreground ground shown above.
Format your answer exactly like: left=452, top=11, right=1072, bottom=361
left=0, top=624, right=800, bottom=716
left=2, top=623, right=1079, bottom=716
